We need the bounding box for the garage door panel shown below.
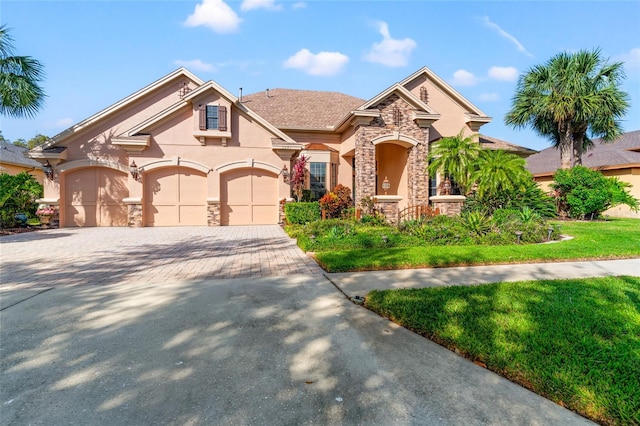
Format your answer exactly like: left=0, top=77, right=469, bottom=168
left=64, top=168, right=128, bottom=227
left=221, top=168, right=277, bottom=225
left=252, top=205, right=277, bottom=224
left=144, top=166, right=207, bottom=226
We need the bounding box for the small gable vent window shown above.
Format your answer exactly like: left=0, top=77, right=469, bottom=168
left=199, top=105, right=228, bottom=131
left=420, top=86, right=428, bottom=103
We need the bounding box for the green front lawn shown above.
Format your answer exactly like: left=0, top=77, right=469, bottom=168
left=313, top=218, right=640, bottom=272
left=365, top=276, right=640, bottom=426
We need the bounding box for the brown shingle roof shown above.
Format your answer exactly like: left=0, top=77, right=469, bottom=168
left=526, top=130, right=640, bottom=175
left=241, top=89, right=365, bottom=130
left=479, top=135, right=538, bottom=157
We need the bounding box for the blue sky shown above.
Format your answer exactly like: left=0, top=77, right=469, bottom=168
left=1, top=0, right=639, bottom=151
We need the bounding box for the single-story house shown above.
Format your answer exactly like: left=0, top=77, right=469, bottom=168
left=29, top=66, right=534, bottom=227
left=0, top=141, right=44, bottom=183
left=526, top=130, right=640, bottom=218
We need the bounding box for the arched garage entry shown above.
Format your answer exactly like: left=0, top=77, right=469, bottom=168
left=220, top=168, right=278, bottom=225
left=64, top=167, right=129, bottom=227
left=144, top=166, right=207, bottom=226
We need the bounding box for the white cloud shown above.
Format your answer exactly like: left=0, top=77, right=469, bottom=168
left=488, top=66, right=518, bottom=82
left=184, top=0, right=241, bottom=34
left=481, top=16, right=533, bottom=58
left=478, top=93, right=500, bottom=102
left=241, top=0, right=282, bottom=11
left=283, top=49, right=349, bottom=76
left=292, top=2, right=306, bottom=9
left=54, top=118, right=74, bottom=128
left=449, top=69, right=478, bottom=86
left=615, top=47, right=640, bottom=71
left=364, top=21, right=417, bottom=67
left=173, top=59, right=216, bottom=72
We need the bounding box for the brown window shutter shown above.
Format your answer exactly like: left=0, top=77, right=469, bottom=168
left=198, top=105, right=206, bottom=130
left=218, top=106, right=227, bottom=131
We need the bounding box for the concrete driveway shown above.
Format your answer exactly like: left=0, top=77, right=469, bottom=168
left=0, top=227, right=592, bottom=425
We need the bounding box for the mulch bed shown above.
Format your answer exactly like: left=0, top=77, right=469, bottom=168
left=0, top=227, right=43, bottom=237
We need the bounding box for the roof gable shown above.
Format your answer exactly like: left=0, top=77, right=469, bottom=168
left=34, top=68, right=204, bottom=151
left=399, top=66, right=488, bottom=117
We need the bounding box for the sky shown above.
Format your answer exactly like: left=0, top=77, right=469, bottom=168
left=1, top=0, right=639, bottom=151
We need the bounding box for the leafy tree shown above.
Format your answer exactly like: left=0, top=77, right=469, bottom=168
left=0, top=171, right=43, bottom=227
left=290, top=154, right=308, bottom=202
left=505, top=48, right=629, bottom=169
left=472, top=150, right=531, bottom=198
left=0, top=130, right=8, bottom=143
left=11, top=133, right=48, bottom=149
left=551, top=166, right=638, bottom=219
left=427, top=130, right=480, bottom=195
left=0, top=25, right=46, bottom=118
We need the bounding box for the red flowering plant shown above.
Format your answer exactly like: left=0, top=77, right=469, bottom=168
left=291, top=154, right=308, bottom=202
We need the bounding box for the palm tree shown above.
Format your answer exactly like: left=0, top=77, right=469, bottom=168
left=0, top=25, right=45, bottom=118
left=471, top=149, right=531, bottom=198
left=427, top=130, right=480, bottom=195
left=505, top=48, right=629, bottom=169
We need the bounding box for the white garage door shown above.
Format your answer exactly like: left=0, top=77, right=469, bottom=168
left=221, top=169, right=278, bottom=225
left=64, top=168, right=129, bottom=227
left=145, top=166, right=207, bottom=226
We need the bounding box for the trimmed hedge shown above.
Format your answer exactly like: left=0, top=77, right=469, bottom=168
left=285, top=202, right=320, bottom=224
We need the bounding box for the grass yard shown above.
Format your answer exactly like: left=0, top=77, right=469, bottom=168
left=314, top=218, right=640, bottom=272
left=365, top=276, right=640, bottom=425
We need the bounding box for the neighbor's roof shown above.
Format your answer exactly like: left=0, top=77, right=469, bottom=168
left=479, top=135, right=538, bottom=157
left=526, top=130, right=640, bottom=175
left=241, top=89, right=365, bottom=130
left=0, top=142, right=42, bottom=168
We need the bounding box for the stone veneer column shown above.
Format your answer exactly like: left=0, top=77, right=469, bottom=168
left=354, top=126, right=376, bottom=206
left=430, top=195, right=466, bottom=217
left=407, top=134, right=429, bottom=207
left=123, top=197, right=143, bottom=227
left=279, top=198, right=293, bottom=225
left=207, top=198, right=221, bottom=226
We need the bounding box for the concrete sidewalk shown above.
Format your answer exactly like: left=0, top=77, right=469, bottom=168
left=326, top=258, right=640, bottom=298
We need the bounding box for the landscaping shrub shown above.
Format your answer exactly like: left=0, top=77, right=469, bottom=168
left=319, top=184, right=353, bottom=218
left=284, top=202, right=320, bottom=224
left=552, top=166, right=639, bottom=219
left=464, top=178, right=556, bottom=218
left=0, top=172, right=43, bottom=228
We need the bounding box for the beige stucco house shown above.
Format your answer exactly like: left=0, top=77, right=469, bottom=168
left=1, top=141, right=44, bottom=183
left=29, top=66, right=531, bottom=227
left=526, top=130, right=640, bottom=218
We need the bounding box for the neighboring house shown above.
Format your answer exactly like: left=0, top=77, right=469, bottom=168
left=29, top=66, right=534, bottom=227
left=526, top=130, right=640, bottom=218
left=0, top=141, right=43, bottom=183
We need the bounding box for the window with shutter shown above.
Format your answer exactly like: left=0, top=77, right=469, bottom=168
left=206, top=105, right=218, bottom=129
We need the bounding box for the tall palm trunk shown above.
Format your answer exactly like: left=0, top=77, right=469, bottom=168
left=559, top=123, right=573, bottom=169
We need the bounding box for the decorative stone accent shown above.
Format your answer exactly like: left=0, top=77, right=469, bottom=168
left=354, top=95, right=431, bottom=207
left=430, top=195, right=466, bottom=217
left=279, top=198, right=293, bottom=225
left=207, top=198, right=221, bottom=226
left=123, top=197, right=143, bottom=227
left=374, top=195, right=402, bottom=225
left=128, top=204, right=143, bottom=227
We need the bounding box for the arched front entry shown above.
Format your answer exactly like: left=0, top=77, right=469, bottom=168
left=144, top=166, right=207, bottom=226
left=374, top=140, right=412, bottom=211
left=220, top=168, right=278, bottom=225
left=64, top=167, right=129, bottom=227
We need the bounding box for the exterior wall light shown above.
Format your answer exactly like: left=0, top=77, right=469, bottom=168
left=281, top=164, right=289, bottom=183
left=382, top=176, right=391, bottom=195
left=43, top=160, right=54, bottom=180
left=130, top=161, right=140, bottom=181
